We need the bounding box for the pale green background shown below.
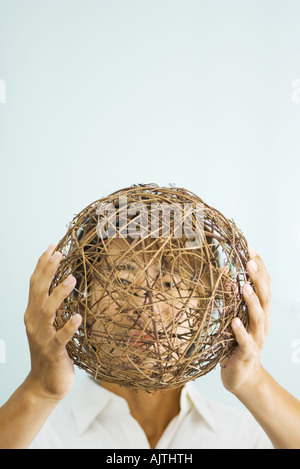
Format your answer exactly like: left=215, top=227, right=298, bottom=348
left=0, top=0, right=299, bottom=410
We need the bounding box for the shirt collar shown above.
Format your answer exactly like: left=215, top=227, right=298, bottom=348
left=70, top=376, right=216, bottom=436
left=70, top=376, right=114, bottom=435
left=183, top=381, right=217, bottom=432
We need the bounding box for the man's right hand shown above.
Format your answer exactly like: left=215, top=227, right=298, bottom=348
left=24, top=243, right=82, bottom=403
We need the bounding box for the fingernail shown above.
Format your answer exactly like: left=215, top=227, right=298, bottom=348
left=50, top=252, right=62, bottom=263
left=248, top=247, right=257, bottom=258
left=71, top=314, right=82, bottom=325
left=244, top=283, right=253, bottom=296
left=46, top=243, right=56, bottom=254
left=63, top=276, right=76, bottom=287
left=233, top=317, right=242, bottom=328
left=248, top=260, right=258, bottom=273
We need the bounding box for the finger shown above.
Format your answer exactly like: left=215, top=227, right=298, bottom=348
left=248, top=247, right=270, bottom=278
left=33, top=250, right=64, bottom=299
left=246, top=253, right=272, bottom=312
left=242, top=283, right=266, bottom=346
left=41, top=276, right=77, bottom=325
left=249, top=248, right=270, bottom=279
left=30, top=243, right=57, bottom=283
left=247, top=249, right=272, bottom=334
left=54, top=314, right=82, bottom=350
left=231, top=318, right=252, bottom=355
left=248, top=248, right=271, bottom=288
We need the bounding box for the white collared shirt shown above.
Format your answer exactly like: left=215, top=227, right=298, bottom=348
left=28, top=376, right=273, bottom=449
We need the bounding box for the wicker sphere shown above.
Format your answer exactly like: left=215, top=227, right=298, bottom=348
left=51, top=183, right=250, bottom=392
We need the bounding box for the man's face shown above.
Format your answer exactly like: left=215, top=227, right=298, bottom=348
left=86, top=237, right=210, bottom=370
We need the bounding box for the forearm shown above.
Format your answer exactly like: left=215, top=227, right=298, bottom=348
left=234, top=366, right=300, bottom=449
left=0, top=377, right=59, bottom=449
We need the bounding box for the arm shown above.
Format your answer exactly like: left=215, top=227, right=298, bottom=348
left=234, top=365, right=300, bottom=449
left=0, top=378, right=59, bottom=450
left=0, top=244, right=82, bottom=449
left=221, top=248, right=300, bottom=449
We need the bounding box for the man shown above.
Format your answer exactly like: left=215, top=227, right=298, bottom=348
left=0, top=243, right=299, bottom=449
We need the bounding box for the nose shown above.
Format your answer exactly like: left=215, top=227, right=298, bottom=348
left=127, top=263, right=174, bottom=326
left=143, top=288, right=173, bottom=327
left=127, top=288, right=171, bottom=331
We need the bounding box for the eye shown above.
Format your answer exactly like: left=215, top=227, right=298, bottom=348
left=164, top=281, right=177, bottom=289
left=118, top=278, right=147, bottom=298
left=119, top=278, right=131, bottom=287
left=121, top=278, right=129, bottom=284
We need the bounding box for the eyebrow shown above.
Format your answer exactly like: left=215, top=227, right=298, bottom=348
left=114, top=262, right=138, bottom=272
left=113, top=262, right=163, bottom=276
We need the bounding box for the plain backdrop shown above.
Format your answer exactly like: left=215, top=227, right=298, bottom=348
left=0, top=0, right=299, bottom=411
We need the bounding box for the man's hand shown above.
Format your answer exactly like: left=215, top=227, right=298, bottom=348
left=24, top=243, right=82, bottom=403
left=220, top=248, right=272, bottom=395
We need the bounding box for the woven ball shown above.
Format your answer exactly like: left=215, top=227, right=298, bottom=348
left=51, top=183, right=250, bottom=392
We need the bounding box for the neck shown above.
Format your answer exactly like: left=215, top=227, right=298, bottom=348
left=99, top=381, right=183, bottom=448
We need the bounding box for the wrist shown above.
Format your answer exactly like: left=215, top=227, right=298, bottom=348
left=233, top=364, right=267, bottom=401
left=21, top=375, right=63, bottom=408
left=0, top=377, right=60, bottom=449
